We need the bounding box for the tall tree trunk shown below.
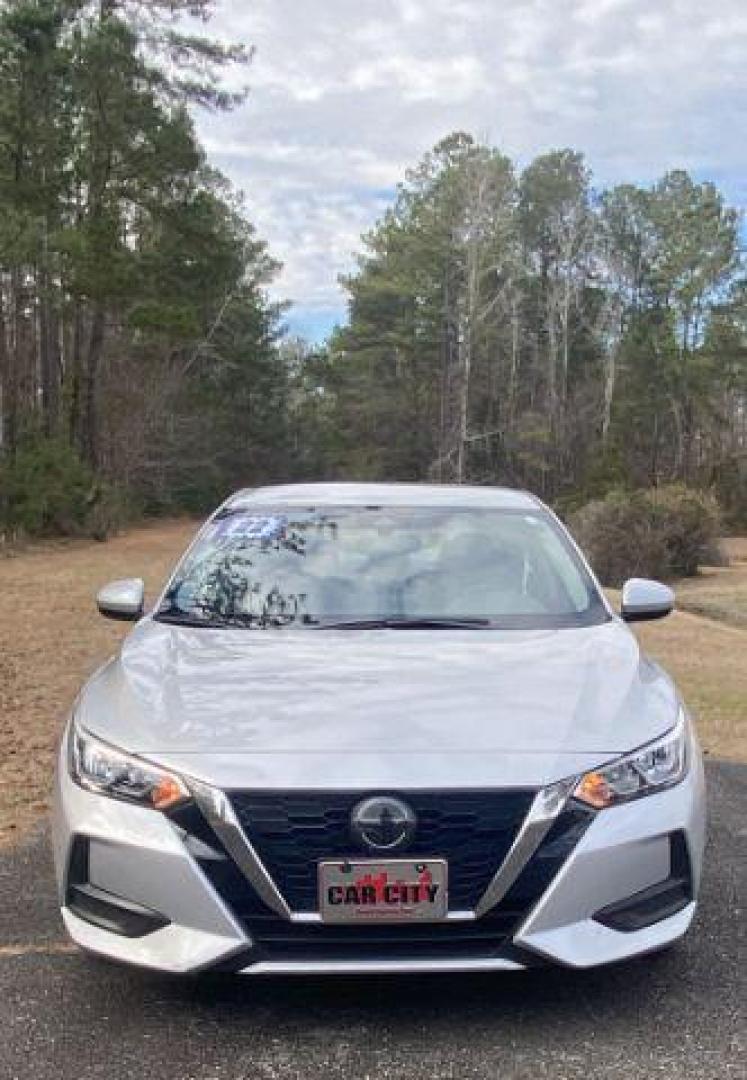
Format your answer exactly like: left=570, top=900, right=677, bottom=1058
left=602, top=345, right=616, bottom=441
left=0, top=280, right=16, bottom=457
left=456, top=330, right=471, bottom=483
left=10, top=268, right=27, bottom=451
left=508, top=294, right=519, bottom=430
left=650, top=412, right=660, bottom=487
left=68, top=299, right=83, bottom=449
left=456, top=238, right=479, bottom=484
left=438, top=280, right=449, bottom=483
left=561, top=275, right=570, bottom=407
left=681, top=397, right=695, bottom=485
left=38, top=266, right=59, bottom=435
left=82, top=303, right=105, bottom=467
left=547, top=306, right=558, bottom=422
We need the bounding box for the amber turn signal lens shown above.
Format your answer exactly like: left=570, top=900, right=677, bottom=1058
left=151, top=775, right=189, bottom=810
left=574, top=770, right=612, bottom=809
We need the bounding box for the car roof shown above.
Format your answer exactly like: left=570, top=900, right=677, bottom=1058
left=223, top=482, right=542, bottom=512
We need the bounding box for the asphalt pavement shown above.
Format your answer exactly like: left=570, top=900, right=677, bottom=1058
left=0, top=759, right=744, bottom=1080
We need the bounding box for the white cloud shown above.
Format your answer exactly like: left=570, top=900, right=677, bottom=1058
left=193, top=0, right=747, bottom=338
left=351, top=53, right=485, bottom=102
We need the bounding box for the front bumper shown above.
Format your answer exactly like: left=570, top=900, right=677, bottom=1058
left=52, top=734, right=706, bottom=975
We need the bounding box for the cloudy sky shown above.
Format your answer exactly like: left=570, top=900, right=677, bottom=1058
left=197, top=0, right=747, bottom=341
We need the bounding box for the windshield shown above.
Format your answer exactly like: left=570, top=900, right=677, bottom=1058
left=156, top=505, right=608, bottom=629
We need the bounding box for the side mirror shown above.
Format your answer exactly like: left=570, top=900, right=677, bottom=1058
left=96, top=578, right=145, bottom=622
left=621, top=578, right=674, bottom=623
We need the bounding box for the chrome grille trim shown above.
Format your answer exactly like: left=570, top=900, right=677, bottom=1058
left=473, top=778, right=576, bottom=918
left=240, top=957, right=526, bottom=975
left=189, top=780, right=576, bottom=923
left=190, top=781, right=293, bottom=921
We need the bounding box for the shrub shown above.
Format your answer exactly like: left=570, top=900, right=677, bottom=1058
left=84, top=483, right=139, bottom=542
left=569, top=484, right=722, bottom=587
left=0, top=437, right=130, bottom=542
left=709, top=455, right=747, bottom=533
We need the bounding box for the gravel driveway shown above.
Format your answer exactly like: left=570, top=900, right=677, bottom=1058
left=0, top=760, right=744, bottom=1080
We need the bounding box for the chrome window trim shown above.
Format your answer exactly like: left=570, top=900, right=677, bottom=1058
left=189, top=779, right=576, bottom=924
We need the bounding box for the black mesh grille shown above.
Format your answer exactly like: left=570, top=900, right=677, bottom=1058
left=243, top=908, right=522, bottom=961
left=227, top=789, right=536, bottom=911
left=170, top=794, right=594, bottom=966
left=500, top=801, right=593, bottom=909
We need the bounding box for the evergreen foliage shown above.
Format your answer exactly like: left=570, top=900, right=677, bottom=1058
left=0, top=0, right=286, bottom=536
left=1, top=9, right=745, bottom=557
left=319, top=135, right=746, bottom=524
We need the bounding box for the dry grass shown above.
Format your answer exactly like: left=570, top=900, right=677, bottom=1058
left=0, top=519, right=745, bottom=847
left=721, top=536, right=747, bottom=562
left=633, top=613, right=747, bottom=762
left=630, top=536, right=747, bottom=760
left=671, top=537, right=747, bottom=627
left=0, top=519, right=197, bottom=846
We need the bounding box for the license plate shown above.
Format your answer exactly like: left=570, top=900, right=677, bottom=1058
left=318, top=859, right=448, bottom=923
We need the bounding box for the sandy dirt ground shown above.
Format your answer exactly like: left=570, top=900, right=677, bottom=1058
left=0, top=519, right=197, bottom=845
left=0, top=520, right=745, bottom=846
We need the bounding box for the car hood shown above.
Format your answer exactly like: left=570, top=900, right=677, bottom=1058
left=76, top=617, right=678, bottom=791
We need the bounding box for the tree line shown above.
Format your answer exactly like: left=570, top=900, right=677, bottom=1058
left=0, top=0, right=289, bottom=532
left=302, top=133, right=746, bottom=523
left=1, top=7, right=745, bottom=537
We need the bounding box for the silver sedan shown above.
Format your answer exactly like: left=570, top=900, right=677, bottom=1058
left=52, top=483, right=706, bottom=974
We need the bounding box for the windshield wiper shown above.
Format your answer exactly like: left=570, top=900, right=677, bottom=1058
left=155, top=608, right=309, bottom=629
left=155, top=608, right=492, bottom=631
left=154, top=609, right=230, bottom=629
left=316, top=617, right=492, bottom=630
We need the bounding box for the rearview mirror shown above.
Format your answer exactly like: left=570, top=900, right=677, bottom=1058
left=620, top=578, right=674, bottom=623
left=96, top=578, right=145, bottom=622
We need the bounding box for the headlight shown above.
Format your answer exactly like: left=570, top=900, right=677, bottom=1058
left=574, top=708, right=689, bottom=809
left=70, top=722, right=189, bottom=811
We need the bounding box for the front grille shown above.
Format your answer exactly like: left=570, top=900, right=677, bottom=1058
left=170, top=793, right=594, bottom=966
left=227, top=789, right=536, bottom=911
left=244, top=909, right=521, bottom=961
